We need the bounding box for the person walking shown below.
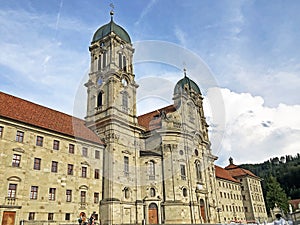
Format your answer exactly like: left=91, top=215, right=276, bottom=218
left=274, top=214, right=287, bottom=225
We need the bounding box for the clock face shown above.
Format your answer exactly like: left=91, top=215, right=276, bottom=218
left=97, top=78, right=103, bottom=86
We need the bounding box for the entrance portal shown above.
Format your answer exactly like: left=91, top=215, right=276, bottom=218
left=2, top=211, right=16, bottom=225
left=148, top=203, right=158, bottom=224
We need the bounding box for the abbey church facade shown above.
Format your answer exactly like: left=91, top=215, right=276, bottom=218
left=0, top=13, right=267, bottom=225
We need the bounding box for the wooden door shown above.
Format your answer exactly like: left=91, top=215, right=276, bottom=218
left=200, top=199, right=206, bottom=223
left=148, top=203, right=158, bottom=224
left=2, top=211, right=15, bottom=225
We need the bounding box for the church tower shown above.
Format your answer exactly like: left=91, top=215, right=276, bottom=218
left=85, top=11, right=143, bottom=225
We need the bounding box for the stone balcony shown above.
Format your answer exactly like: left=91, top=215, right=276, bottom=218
left=0, top=197, right=21, bottom=209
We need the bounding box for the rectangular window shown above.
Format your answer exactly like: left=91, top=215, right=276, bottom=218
left=148, top=161, right=155, bottom=180
left=220, top=192, right=223, bottom=198
left=12, top=154, right=21, bottom=167
left=124, top=156, right=129, bottom=176
left=51, top=161, right=58, bottom=173
left=36, top=136, right=44, bottom=146
left=94, top=192, right=99, bottom=204
left=82, top=147, right=88, bottom=157
left=49, top=188, right=56, bottom=201
left=95, top=150, right=100, bottom=159
left=98, top=55, right=102, bottom=70
left=30, top=186, right=38, bottom=200
left=80, top=191, right=86, bottom=203
left=103, top=52, right=107, bottom=68
left=53, top=140, right=60, bottom=150
left=66, top=189, right=72, bottom=202
left=65, top=213, right=71, bottom=221
left=69, top=144, right=75, bottom=154
left=16, top=130, right=24, bottom=142
left=0, top=126, right=3, bottom=138
left=33, top=158, right=41, bottom=170
left=82, top=167, right=87, bottom=178
left=95, top=169, right=100, bottom=179
left=180, top=164, right=186, bottom=180
left=28, top=212, right=35, bottom=220
left=48, top=213, right=54, bottom=221
left=8, top=184, right=17, bottom=198
left=67, top=164, right=74, bottom=175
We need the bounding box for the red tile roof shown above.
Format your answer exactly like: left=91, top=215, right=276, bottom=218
left=0, top=92, right=102, bottom=145
left=225, top=163, right=258, bottom=178
left=289, top=199, right=300, bottom=209
left=138, top=105, right=176, bottom=131
left=215, top=165, right=239, bottom=183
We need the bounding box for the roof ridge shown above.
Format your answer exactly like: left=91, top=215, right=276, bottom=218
left=0, top=91, right=102, bottom=145
left=0, top=91, right=81, bottom=121
left=138, top=104, right=174, bottom=117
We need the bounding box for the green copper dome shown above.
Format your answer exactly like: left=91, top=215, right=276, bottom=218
left=174, top=75, right=201, bottom=95
left=92, top=17, right=131, bottom=43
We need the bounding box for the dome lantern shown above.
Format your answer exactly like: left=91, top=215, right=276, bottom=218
left=174, top=69, right=201, bottom=95
left=92, top=12, right=131, bottom=44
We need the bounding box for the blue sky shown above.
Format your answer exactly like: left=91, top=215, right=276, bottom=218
left=1, top=0, right=300, bottom=166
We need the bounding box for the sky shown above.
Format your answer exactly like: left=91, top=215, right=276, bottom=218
left=0, top=0, right=300, bottom=167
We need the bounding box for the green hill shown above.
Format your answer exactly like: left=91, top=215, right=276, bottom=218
left=240, top=154, right=300, bottom=211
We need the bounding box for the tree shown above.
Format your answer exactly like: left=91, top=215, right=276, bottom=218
left=265, top=176, right=289, bottom=214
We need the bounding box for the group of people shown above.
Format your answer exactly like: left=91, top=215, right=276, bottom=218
left=78, top=211, right=96, bottom=225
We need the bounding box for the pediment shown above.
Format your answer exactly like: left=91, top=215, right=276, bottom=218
left=7, top=176, right=22, bottom=182
left=81, top=161, right=90, bottom=166
left=13, top=147, right=25, bottom=153
left=79, top=185, right=88, bottom=190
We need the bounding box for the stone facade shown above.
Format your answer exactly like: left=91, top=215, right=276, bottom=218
left=0, top=108, right=104, bottom=224
left=0, top=13, right=267, bottom=225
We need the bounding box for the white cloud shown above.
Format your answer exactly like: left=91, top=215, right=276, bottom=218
left=0, top=8, right=90, bottom=114
left=206, top=88, right=300, bottom=166
left=134, top=0, right=158, bottom=26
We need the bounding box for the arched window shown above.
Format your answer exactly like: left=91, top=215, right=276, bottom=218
left=118, top=53, right=122, bottom=69
left=94, top=57, right=98, bottom=72
left=150, top=188, right=156, bottom=197
left=97, top=92, right=103, bottom=107
left=124, top=187, right=130, bottom=199
left=148, top=161, right=155, bottom=180
left=122, top=92, right=128, bottom=111
left=182, top=188, right=188, bottom=197
left=102, top=52, right=107, bottom=68
left=195, top=161, right=202, bottom=180
left=123, top=55, right=127, bottom=71
left=118, top=53, right=127, bottom=72
left=98, top=55, right=102, bottom=70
